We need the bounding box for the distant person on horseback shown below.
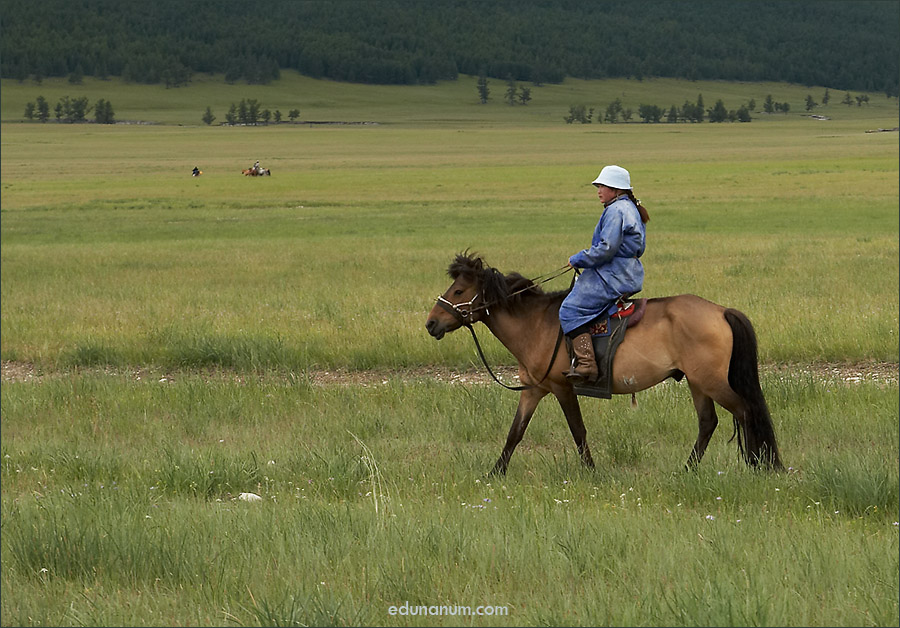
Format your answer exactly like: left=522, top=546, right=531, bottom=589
left=192, top=166, right=201, bottom=176
left=253, top=160, right=261, bottom=174
left=560, top=165, right=650, bottom=384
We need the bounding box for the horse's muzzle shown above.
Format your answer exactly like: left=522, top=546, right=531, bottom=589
left=425, top=318, right=446, bottom=340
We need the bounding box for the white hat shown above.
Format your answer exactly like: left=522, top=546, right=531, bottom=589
left=591, top=165, right=632, bottom=190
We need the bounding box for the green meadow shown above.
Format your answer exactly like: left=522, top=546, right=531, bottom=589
left=1, top=73, right=898, bottom=626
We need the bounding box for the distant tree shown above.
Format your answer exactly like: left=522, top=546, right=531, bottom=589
left=695, top=94, right=705, bottom=121
left=476, top=74, right=490, bottom=104
left=564, top=104, right=591, bottom=124
left=94, top=98, right=106, bottom=123
left=504, top=78, right=517, bottom=105
left=841, top=91, right=853, bottom=106
left=748, top=98, right=756, bottom=111
left=57, top=96, right=71, bottom=121
left=855, top=94, right=869, bottom=106
left=238, top=99, right=249, bottom=124
left=224, top=66, right=241, bottom=84
left=707, top=99, right=728, bottom=122
left=638, top=103, right=663, bottom=123
left=36, top=95, right=49, bottom=122
left=247, top=99, right=261, bottom=124
left=822, top=88, right=830, bottom=105
left=68, top=64, right=83, bottom=84
left=621, top=107, right=634, bottom=122
left=225, top=103, right=237, bottom=125
left=261, top=109, right=271, bottom=124
left=666, top=104, right=678, bottom=123
left=59, top=95, right=91, bottom=122
left=54, top=100, right=64, bottom=122
left=763, top=94, right=775, bottom=113
left=274, top=109, right=282, bottom=123
left=102, top=99, right=115, bottom=124
left=202, top=106, right=216, bottom=125
left=162, top=61, right=191, bottom=88
left=805, top=95, right=817, bottom=111
left=288, top=108, right=300, bottom=121
left=24, top=102, right=35, bottom=120
left=94, top=98, right=115, bottom=124
left=737, top=104, right=752, bottom=122
left=518, top=85, right=532, bottom=105
left=604, top=98, right=622, bottom=123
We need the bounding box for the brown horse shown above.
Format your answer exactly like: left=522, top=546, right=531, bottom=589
left=425, top=252, right=783, bottom=476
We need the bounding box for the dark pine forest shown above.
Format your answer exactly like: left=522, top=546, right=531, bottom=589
left=2, top=0, right=897, bottom=96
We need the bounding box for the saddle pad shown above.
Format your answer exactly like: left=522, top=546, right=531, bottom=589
left=569, top=315, right=630, bottom=399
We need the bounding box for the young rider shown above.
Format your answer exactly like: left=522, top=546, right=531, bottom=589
left=559, top=165, right=650, bottom=384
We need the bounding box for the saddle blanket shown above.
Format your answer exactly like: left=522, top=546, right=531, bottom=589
left=571, top=298, right=647, bottom=399
left=587, top=297, right=646, bottom=337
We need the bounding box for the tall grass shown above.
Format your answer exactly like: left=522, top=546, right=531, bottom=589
left=1, top=373, right=897, bottom=626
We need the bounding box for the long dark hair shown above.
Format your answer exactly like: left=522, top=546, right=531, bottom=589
left=625, top=189, right=650, bottom=223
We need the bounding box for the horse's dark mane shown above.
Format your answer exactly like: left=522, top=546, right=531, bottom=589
left=447, top=252, right=569, bottom=313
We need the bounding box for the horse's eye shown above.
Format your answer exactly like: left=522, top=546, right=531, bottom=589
left=453, top=289, right=463, bottom=296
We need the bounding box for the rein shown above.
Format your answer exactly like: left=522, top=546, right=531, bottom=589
left=436, top=265, right=575, bottom=391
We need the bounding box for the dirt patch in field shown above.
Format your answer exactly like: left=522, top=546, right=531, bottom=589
left=2, top=360, right=897, bottom=387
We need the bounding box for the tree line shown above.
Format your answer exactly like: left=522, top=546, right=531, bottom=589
left=2, top=0, right=897, bottom=97
left=561, top=85, right=876, bottom=125
left=562, top=94, right=751, bottom=124
left=202, top=100, right=303, bottom=126
left=23, top=95, right=115, bottom=124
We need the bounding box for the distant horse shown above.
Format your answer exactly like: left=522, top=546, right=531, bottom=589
left=242, top=168, right=271, bottom=176
left=425, top=252, right=783, bottom=476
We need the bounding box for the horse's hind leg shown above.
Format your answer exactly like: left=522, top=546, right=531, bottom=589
left=555, top=386, right=595, bottom=469
left=685, top=381, right=719, bottom=469
left=490, top=387, right=547, bottom=476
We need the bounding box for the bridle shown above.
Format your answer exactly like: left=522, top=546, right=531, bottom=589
left=434, top=292, right=486, bottom=324
left=433, top=265, right=575, bottom=391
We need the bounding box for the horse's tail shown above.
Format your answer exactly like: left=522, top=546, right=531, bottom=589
left=724, top=309, right=783, bottom=470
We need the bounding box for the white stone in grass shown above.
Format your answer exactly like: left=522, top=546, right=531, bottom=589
left=238, top=492, right=262, bottom=502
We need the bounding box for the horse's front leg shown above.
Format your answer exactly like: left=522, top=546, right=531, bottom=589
left=554, top=385, right=595, bottom=469
left=489, top=387, right=547, bottom=476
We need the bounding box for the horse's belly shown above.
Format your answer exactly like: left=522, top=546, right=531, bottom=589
left=610, top=347, right=676, bottom=393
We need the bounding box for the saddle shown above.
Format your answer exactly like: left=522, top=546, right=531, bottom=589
left=567, top=297, right=647, bottom=399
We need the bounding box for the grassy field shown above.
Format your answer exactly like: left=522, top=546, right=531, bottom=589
left=5, top=71, right=897, bottom=126
left=1, top=74, right=898, bottom=626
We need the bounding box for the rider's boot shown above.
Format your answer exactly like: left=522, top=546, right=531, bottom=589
left=565, top=333, right=598, bottom=385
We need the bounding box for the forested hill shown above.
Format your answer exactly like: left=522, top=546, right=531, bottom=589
left=2, top=0, right=897, bottom=96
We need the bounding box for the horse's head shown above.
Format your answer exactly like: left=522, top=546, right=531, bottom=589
left=425, top=253, right=491, bottom=339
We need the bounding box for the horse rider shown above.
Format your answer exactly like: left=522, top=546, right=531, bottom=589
left=253, top=160, right=261, bottom=174
left=559, top=165, right=650, bottom=384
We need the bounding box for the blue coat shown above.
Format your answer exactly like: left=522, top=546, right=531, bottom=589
left=559, top=196, right=646, bottom=334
